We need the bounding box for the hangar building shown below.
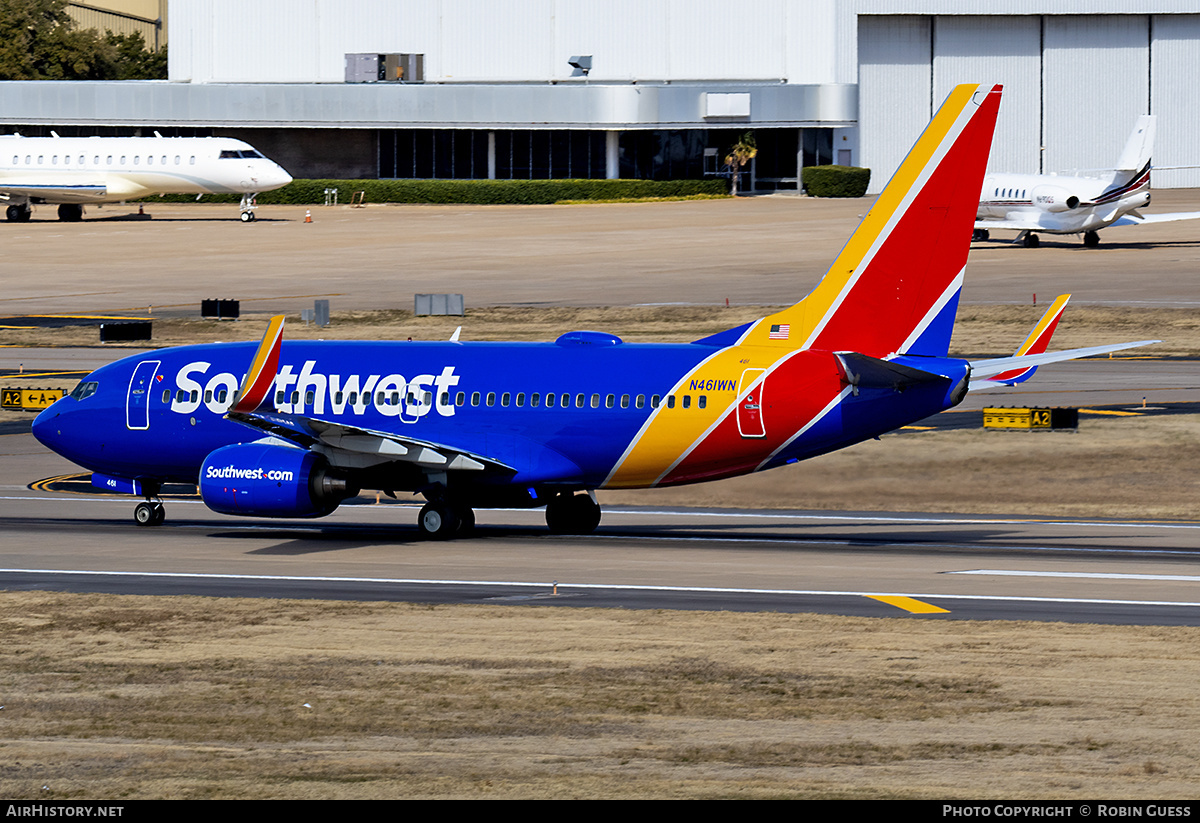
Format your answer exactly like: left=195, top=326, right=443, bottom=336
left=3, top=0, right=1199, bottom=192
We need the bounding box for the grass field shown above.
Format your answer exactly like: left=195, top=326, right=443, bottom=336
left=3, top=592, right=1200, bottom=799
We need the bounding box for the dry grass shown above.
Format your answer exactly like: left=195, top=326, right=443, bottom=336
left=1, top=304, right=1197, bottom=355
left=2, top=592, right=1200, bottom=799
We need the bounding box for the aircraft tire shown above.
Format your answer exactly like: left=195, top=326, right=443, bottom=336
left=6, top=205, right=30, bottom=222
left=418, top=502, right=460, bottom=540
left=240, top=211, right=255, bottom=223
left=1083, top=231, right=1100, bottom=248
left=134, top=501, right=163, bottom=527
left=972, top=229, right=989, bottom=242
left=456, top=506, right=476, bottom=535
left=57, top=204, right=83, bottom=222
left=546, top=493, right=601, bottom=535
left=1023, top=233, right=1040, bottom=248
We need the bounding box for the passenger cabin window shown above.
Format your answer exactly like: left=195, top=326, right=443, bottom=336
left=471, top=392, right=480, bottom=406
left=545, top=393, right=555, bottom=408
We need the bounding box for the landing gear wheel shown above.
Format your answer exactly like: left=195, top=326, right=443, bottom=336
left=134, top=501, right=165, bottom=527
left=1083, top=231, right=1100, bottom=248
left=6, top=204, right=30, bottom=222
left=57, top=204, right=83, bottom=222
left=1022, top=232, right=1040, bottom=248
left=418, top=502, right=460, bottom=540
left=456, top=507, right=476, bottom=536
left=545, top=493, right=602, bottom=535
left=972, top=229, right=989, bottom=242
left=240, top=211, right=256, bottom=223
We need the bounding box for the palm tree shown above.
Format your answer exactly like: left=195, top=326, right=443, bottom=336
left=725, top=132, right=757, bottom=196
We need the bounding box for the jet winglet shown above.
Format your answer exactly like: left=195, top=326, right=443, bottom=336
left=983, top=294, right=1071, bottom=385
left=231, top=315, right=285, bottom=414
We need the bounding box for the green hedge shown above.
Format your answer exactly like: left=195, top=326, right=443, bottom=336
left=146, top=178, right=729, bottom=205
left=801, top=165, right=872, bottom=198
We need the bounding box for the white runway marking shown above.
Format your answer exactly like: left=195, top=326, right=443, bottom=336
left=2, top=568, right=1200, bottom=610
left=951, top=569, right=1200, bottom=582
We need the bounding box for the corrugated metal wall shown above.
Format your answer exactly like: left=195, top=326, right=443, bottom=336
left=932, top=16, right=1040, bottom=176
left=860, top=12, right=1200, bottom=192
left=1150, top=14, right=1200, bottom=188
left=170, top=0, right=843, bottom=85
left=857, top=16, right=931, bottom=194
left=1042, top=15, right=1149, bottom=173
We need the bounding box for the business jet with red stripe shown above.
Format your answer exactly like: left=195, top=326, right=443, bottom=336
left=31, top=84, right=1155, bottom=538
left=0, top=134, right=291, bottom=223
left=974, top=115, right=1200, bottom=247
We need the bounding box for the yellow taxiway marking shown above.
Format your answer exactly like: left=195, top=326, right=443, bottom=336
left=867, top=595, right=950, bottom=614
left=1079, top=408, right=1142, bottom=416
left=900, top=425, right=936, bottom=430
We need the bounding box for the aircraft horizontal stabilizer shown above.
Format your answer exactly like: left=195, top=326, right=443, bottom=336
left=835, top=352, right=949, bottom=393
left=969, top=340, right=1159, bottom=390
left=227, top=409, right=515, bottom=474
left=1111, top=210, right=1200, bottom=227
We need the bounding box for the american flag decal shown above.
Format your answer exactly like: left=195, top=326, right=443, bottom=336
left=768, top=324, right=790, bottom=340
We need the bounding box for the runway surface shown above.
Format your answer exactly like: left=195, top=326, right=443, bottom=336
left=3, top=434, right=1200, bottom=625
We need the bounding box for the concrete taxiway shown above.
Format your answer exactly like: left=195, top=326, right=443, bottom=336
left=2, top=458, right=1200, bottom=624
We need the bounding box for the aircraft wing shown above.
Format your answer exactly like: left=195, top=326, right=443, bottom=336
left=1110, top=210, right=1200, bottom=227
left=225, top=408, right=515, bottom=474
left=969, top=341, right=1158, bottom=390
left=1, top=183, right=108, bottom=202
left=225, top=314, right=513, bottom=476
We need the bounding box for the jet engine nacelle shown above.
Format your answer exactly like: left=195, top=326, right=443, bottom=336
left=199, top=443, right=355, bottom=518
left=1031, top=185, right=1080, bottom=213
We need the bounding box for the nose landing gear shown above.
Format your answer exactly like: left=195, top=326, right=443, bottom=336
left=134, top=500, right=165, bottom=527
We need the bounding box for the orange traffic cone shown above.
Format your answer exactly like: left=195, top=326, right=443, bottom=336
left=304, top=210, right=312, bottom=223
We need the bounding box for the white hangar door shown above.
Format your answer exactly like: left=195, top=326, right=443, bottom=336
left=1042, top=16, right=1149, bottom=175
left=932, top=16, right=1042, bottom=176
left=1151, top=14, right=1200, bottom=189
left=857, top=15, right=932, bottom=195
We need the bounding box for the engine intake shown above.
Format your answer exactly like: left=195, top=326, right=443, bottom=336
left=200, top=443, right=356, bottom=518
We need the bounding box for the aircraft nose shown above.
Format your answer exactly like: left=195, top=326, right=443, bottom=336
left=31, top=405, right=60, bottom=450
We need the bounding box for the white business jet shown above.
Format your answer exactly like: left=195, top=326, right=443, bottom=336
left=0, top=134, right=292, bottom=223
left=973, top=115, right=1200, bottom=247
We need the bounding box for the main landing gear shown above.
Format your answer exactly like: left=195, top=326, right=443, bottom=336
left=1083, top=230, right=1100, bottom=248
left=545, top=492, right=602, bottom=536
left=5, top=204, right=31, bottom=222
left=417, top=500, right=475, bottom=540
left=134, top=499, right=165, bottom=527
left=57, top=204, right=83, bottom=222
left=972, top=228, right=989, bottom=242
left=1021, top=232, right=1040, bottom=248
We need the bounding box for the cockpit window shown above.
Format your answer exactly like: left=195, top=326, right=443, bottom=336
left=219, top=150, right=240, bottom=159
left=219, top=150, right=263, bottom=159
left=70, top=381, right=98, bottom=401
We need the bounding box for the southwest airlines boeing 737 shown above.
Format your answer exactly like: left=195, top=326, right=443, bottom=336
left=32, top=85, right=1156, bottom=538
left=0, top=134, right=292, bottom=222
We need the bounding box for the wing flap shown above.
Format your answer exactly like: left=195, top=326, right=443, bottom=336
left=228, top=408, right=512, bottom=474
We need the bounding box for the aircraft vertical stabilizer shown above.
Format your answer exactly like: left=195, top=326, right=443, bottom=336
left=1114, top=115, right=1155, bottom=173
left=748, top=83, right=1002, bottom=359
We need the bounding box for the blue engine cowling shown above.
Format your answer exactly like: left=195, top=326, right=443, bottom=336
left=199, top=443, right=354, bottom=518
